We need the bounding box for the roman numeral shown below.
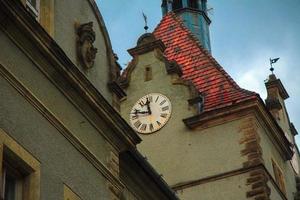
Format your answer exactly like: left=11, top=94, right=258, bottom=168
left=147, top=96, right=153, bottom=102
left=161, top=106, right=169, bottom=111
left=149, top=123, right=154, bottom=131
left=140, top=124, right=147, bottom=131
left=160, top=113, right=168, bottom=118
left=155, top=96, right=159, bottom=103
left=156, top=121, right=162, bottom=126
left=134, top=120, right=142, bottom=129
left=160, top=99, right=166, bottom=106
left=139, top=100, right=146, bottom=107
left=131, top=115, right=138, bottom=120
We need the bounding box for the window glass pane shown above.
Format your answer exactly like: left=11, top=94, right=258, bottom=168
left=4, top=174, right=16, bottom=200
left=188, top=0, right=199, bottom=9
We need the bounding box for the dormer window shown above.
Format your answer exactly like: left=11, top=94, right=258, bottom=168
left=25, top=0, right=40, bottom=20
left=172, top=0, right=183, bottom=10
left=188, top=0, right=199, bottom=9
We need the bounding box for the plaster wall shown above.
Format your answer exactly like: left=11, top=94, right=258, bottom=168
left=268, top=181, right=285, bottom=200
left=0, top=30, right=113, bottom=169
left=121, top=51, right=247, bottom=185
left=53, top=0, right=112, bottom=102
left=257, top=118, right=297, bottom=200
left=0, top=72, right=111, bottom=199
left=122, top=188, right=138, bottom=200
left=176, top=172, right=249, bottom=200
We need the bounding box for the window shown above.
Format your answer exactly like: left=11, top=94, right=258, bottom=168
left=25, top=0, right=40, bottom=20
left=21, top=0, right=54, bottom=36
left=144, top=66, right=152, bottom=82
left=272, top=159, right=286, bottom=195
left=2, top=159, right=25, bottom=200
left=188, top=0, right=199, bottom=9
left=172, top=0, right=183, bottom=10
left=0, top=129, right=40, bottom=200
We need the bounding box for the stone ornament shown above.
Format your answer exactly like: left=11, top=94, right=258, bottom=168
left=76, top=22, right=98, bottom=69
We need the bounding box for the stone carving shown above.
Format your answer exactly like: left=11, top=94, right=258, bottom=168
left=76, top=22, right=98, bottom=69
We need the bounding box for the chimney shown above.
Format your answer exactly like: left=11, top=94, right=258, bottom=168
left=265, top=74, right=293, bottom=140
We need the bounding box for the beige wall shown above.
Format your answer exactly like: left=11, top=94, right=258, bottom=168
left=257, top=117, right=297, bottom=200
left=54, top=0, right=113, bottom=102
left=0, top=73, right=112, bottom=199
left=0, top=31, right=112, bottom=165
left=120, top=44, right=300, bottom=199
left=0, top=26, right=118, bottom=199
left=176, top=173, right=250, bottom=200
left=121, top=50, right=248, bottom=196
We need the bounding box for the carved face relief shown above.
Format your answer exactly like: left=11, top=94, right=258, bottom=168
left=76, top=22, right=98, bottom=69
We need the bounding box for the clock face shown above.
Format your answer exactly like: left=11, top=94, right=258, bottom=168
left=130, top=93, right=172, bottom=134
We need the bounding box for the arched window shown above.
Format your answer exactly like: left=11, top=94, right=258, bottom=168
left=172, top=0, right=183, bottom=10
left=188, top=0, right=199, bottom=9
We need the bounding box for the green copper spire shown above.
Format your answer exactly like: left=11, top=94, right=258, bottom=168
left=161, top=0, right=211, bottom=52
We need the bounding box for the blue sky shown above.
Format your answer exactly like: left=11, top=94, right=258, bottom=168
left=98, top=1, right=300, bottom=142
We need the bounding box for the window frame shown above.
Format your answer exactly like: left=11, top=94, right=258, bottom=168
left=2, top=161, right=24, bottom=200
left=271, top=159, right=287, bottom=195
left=0, top=129, right=40, bottom=200
left=25, top=0, right=40, bottom=20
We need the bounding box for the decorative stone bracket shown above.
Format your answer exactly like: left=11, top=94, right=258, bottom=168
left=76, top=22, right=98, bottom=69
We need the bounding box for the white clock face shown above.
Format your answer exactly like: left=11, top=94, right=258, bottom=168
left=130, top=93, right=172, bottom=134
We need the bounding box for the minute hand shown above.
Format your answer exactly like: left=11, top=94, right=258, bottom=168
left=146, top=103, right=152, bottom=114
left=146, top=98, right=152, bottom=114
left=130, top=111, right=149, bottom=114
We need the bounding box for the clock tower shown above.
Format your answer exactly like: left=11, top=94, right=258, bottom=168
left=119, top=2, right=299, bottom=200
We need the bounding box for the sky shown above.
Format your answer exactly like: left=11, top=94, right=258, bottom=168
left=98, top=1, right=300, bottom=142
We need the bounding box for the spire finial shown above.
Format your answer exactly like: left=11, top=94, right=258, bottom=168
left=269, top=57, right=280, bottom=74
left=142, top=12, right=149, bottom=32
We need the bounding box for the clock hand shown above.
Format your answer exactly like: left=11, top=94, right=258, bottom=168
left=146, top=98, right=152, bottom=115
left=130, top=110, right=150, bottom=115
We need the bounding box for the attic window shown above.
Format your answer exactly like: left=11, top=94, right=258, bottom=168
left=172, top=0, right=183, bottom=10
left=25, top=0, right=40, bottom=20
left=144, top=66, right=152, bottom=82
left=188, top=95, right=204, bottom=113
left=188, top=0, right=199, bottom=9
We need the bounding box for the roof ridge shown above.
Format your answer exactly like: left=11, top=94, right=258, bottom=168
left=165, top=13, right=257, bottom=97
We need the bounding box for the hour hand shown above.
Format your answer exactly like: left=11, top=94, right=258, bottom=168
left=130, top=109, right=149, bottom=115
left=145, top=98, right=152, bottom=114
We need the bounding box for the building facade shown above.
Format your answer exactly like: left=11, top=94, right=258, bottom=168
left=119, top=0, right=300, bottom=199
left=0, top=0, right=178, bottom=199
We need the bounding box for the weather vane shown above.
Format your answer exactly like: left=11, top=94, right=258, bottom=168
left=142, top=12, right=149, bottom=32
left=269, top=57, right=280, bottom=74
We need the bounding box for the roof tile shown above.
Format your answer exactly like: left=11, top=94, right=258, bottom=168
left=153, top=13, right=257, bottom=112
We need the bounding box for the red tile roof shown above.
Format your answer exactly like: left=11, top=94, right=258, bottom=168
left=153, top=13, right=258, bottom=112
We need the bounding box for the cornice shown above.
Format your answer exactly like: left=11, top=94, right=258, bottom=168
left=174, top=7, right=212, bottom=25
left=121, top=149, right=179, bottom=200
left=0, top=63, right=124, bottom=192
left=0, top=0, right=141, bottom=149
left=265, top=76, right=289, bottom=100
left=128, top=39, right=166, bottom=57
left=171, top=164, right=287, bottom=200
left=183, top=97, right=293, bottom=161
